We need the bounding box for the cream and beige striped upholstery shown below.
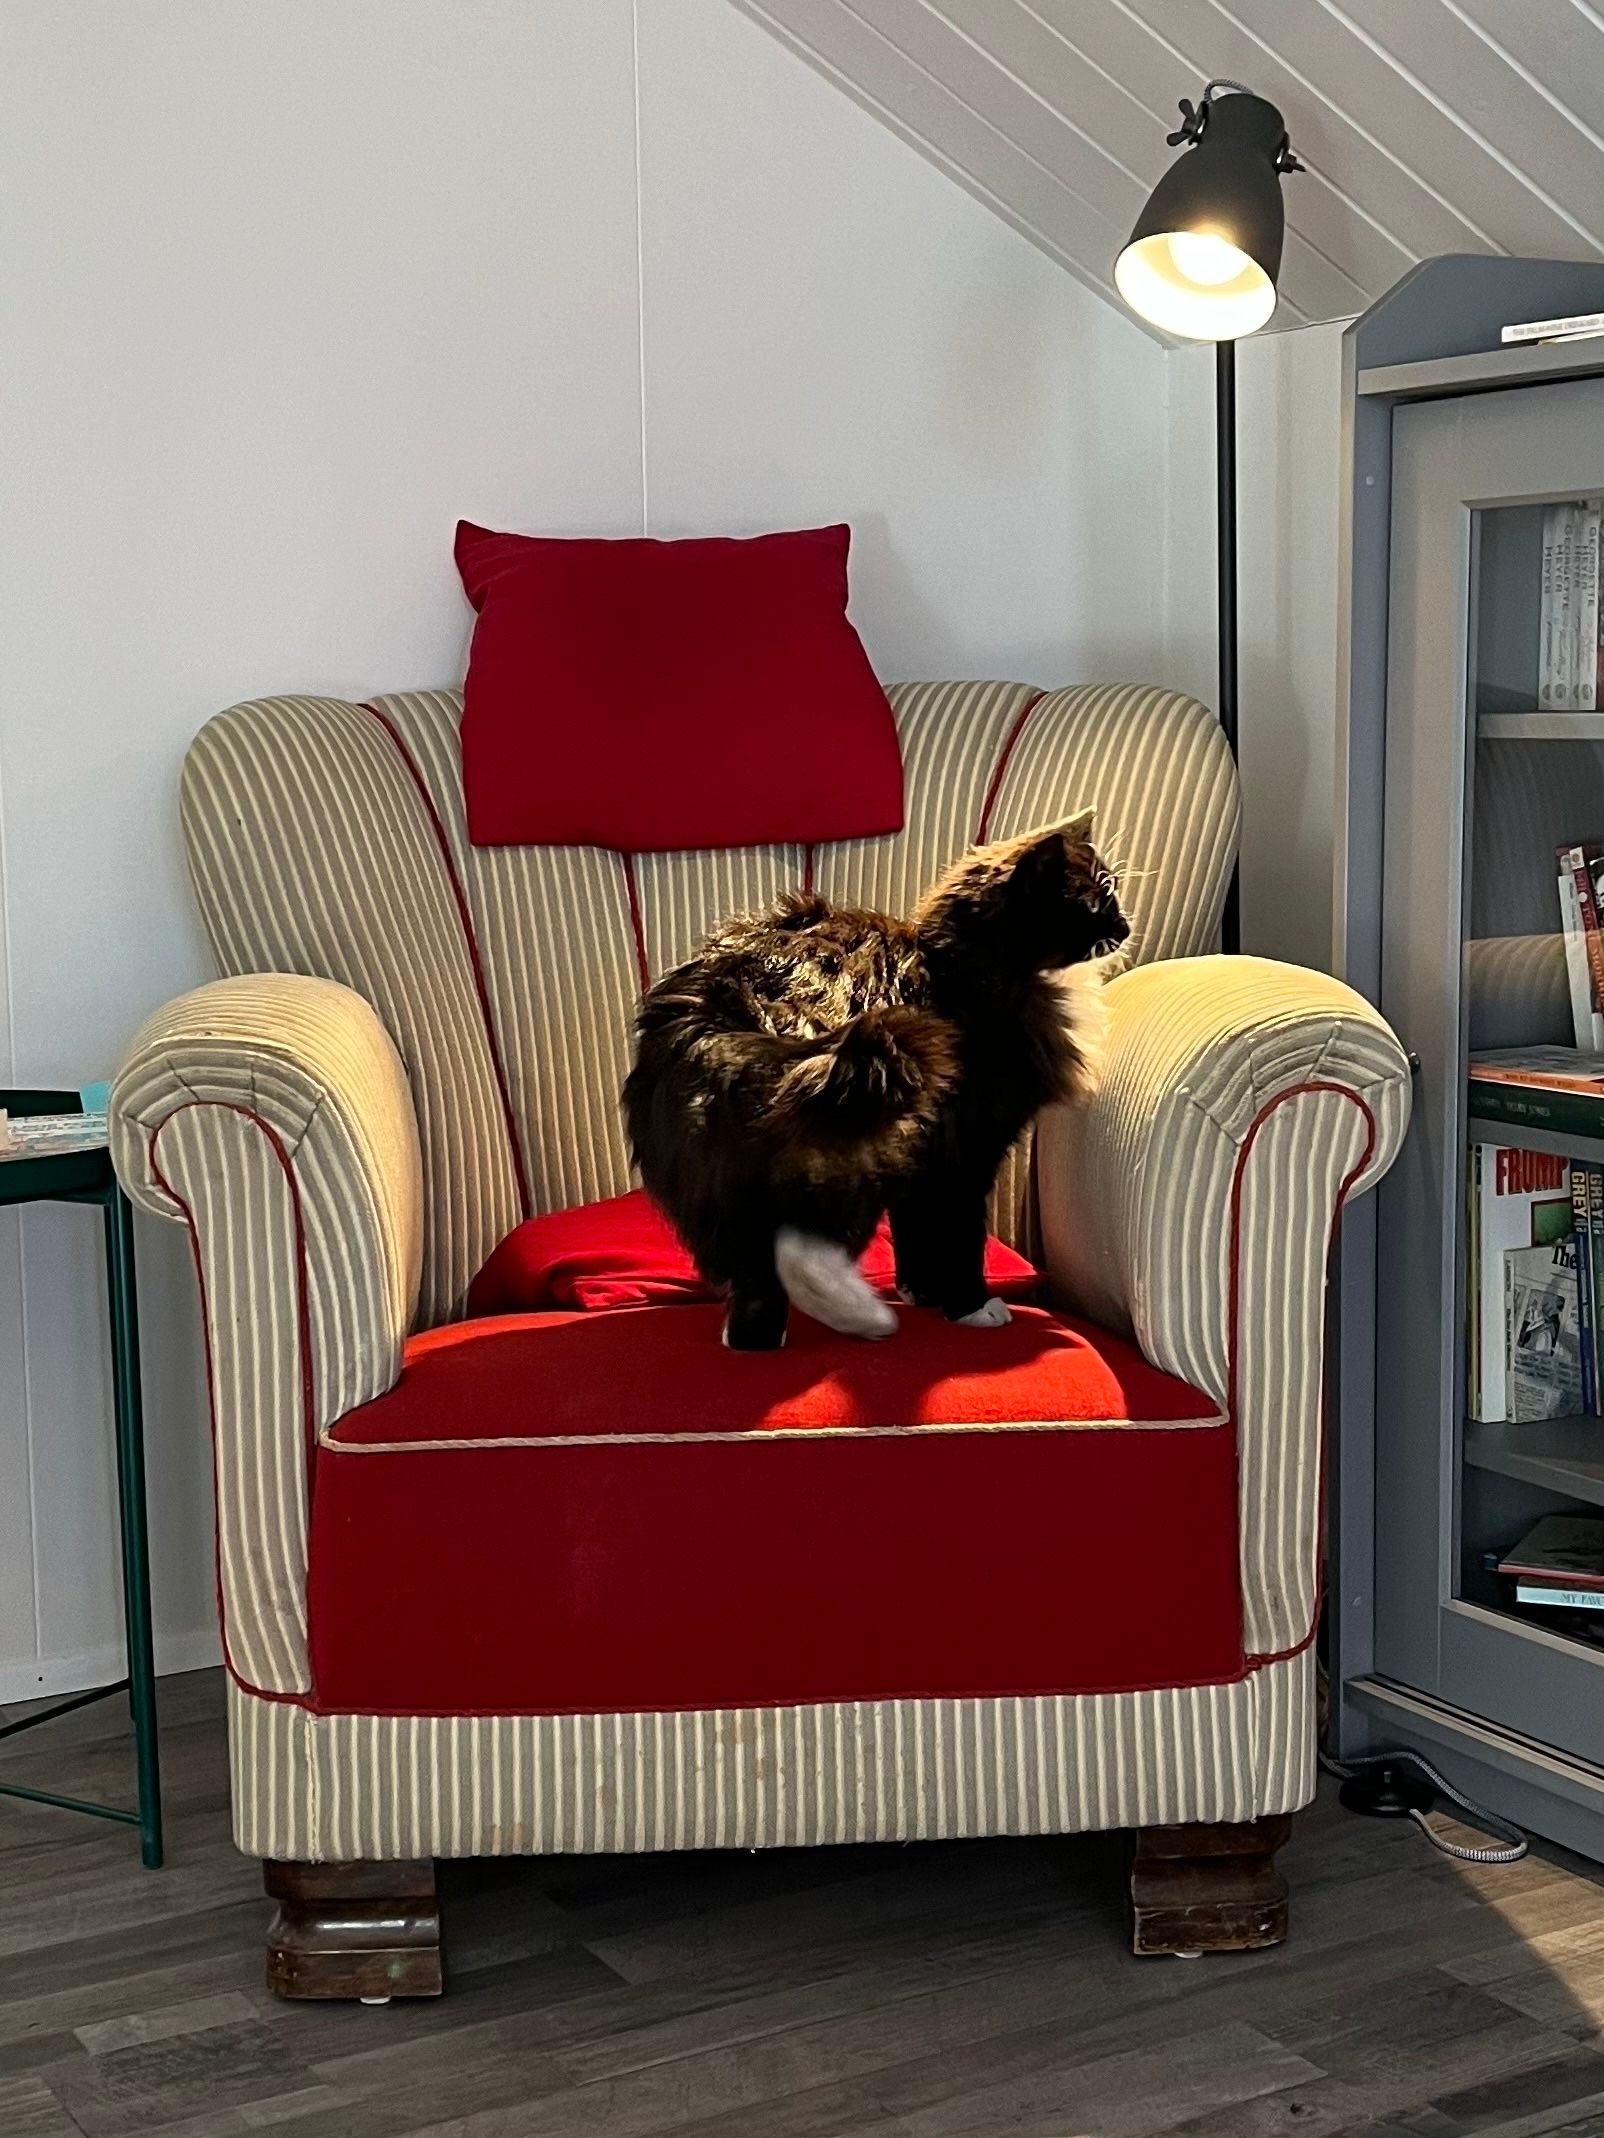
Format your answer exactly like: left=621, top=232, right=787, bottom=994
left=112, top=679, right=1410, bottom=1862
left=113, top=975, right=422, bottom=1696
left=226, top=1653, right=1316, bottom=1861
left=1038, top=958, right=1410, bottom=1660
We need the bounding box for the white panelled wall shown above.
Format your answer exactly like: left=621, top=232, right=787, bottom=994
left=0, top=0, right=1341, bottom=1695
left=1164, top=323, right=1349, bottom=974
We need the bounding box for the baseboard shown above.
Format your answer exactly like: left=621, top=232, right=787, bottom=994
left=0, top=1626, right=222, bottom=1705
left=1345, top=1673, right=1604, bottom=1866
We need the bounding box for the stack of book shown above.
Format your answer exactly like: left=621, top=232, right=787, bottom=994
left=1556, top=843, right=1604, bottom=1048
left=1499, top=1515, right=1604, bottom=1617
left=1466, top=1138, right=1595, bottom=1421
left=1539, top=504, right=1604, bottom=712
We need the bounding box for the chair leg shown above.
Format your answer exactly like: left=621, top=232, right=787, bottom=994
left=264, top=1859, right=443, bottom=2000
left=1129, top=1814, right=1292, bottom=1956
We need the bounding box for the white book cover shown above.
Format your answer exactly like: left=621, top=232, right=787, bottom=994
left=1503, top=312, right=1604, bottom=344
left=1579, top=503, right=1602, bottom=712
left=1473, top=1141, right=1574, bottom=1422
left=1558, top=870, right=1597, bottom=1047
left=1506, top=1236, right=1582, bottom=1422
left=1541, top=504, right=1564, bottom=706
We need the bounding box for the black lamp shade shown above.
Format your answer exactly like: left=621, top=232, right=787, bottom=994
left=1115, top=92, right=1290, bottom=340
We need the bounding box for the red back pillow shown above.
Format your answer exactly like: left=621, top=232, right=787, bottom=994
left=455, top=521, right=904, bottom=851
left=467, top=1189, right=1040, bottom=1318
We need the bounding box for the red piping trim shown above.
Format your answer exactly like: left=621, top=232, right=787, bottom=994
left=620, top=852, right=650, bottom=993
left=360, top=702, right=531, bottom=1218
left=1231, top=1079, right=1379, bottom=1672
left=975, top=690, right=1046, bottom=844
left=150, top=1104, right=321, bottom=1710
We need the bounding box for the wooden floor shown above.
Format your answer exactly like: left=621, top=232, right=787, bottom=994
left=6, top=1676, right=1604, bottom=2137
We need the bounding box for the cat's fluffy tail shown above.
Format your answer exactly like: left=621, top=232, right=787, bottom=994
left=765, top=1006, right=959, bottom=1164
left=626, top=1000, right=960, bottom=1180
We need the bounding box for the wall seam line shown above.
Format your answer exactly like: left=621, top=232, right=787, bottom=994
left=0, top=720, right=41, bottom=1674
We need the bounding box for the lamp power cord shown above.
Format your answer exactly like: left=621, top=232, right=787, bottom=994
left=1320, top=1747, right=1528, bottom=1865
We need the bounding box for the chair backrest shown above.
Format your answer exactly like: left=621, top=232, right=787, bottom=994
left=181, top=681, right=1237, bottom=1325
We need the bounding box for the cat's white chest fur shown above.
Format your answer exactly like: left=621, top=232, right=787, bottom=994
left=1050, top=955, right=1118, bottom=1098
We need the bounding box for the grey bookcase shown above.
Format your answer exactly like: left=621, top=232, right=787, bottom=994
left=1334, top=257, right=1604, bottom=1860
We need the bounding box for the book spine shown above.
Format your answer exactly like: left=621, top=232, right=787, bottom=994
left=1515, top=1584, right=1604, bottom=1610
left=1477, top=1144, right=1505, bottom=1424
left=1581, top=505, right=1602, bottom=713
left=1558, top=507, right=1579, bottom=712
left=1564, top=844, right=1604, bottom=1046
left=1502, top=312, right=1604, bottom=343
left=1589, top=1165, right=1604, bottom=1417
left=1479, top=1154, right=1488, bottom=1419
left=1468, top=1081, right=1604, bottom=1139
left=1468, top=1064, right=1604, bottom=1091
left=1502, top=1250, right=1533, bottom=1422
left=1574, top=1168, right=1594, bottom=1413
left=1542, top=505, right=1562, bottom=706
left=1558, top=868, right=1595, bottom=1048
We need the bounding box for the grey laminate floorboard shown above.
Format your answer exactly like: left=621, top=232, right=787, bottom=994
left=6, top=1671, right=1604, bottom=2137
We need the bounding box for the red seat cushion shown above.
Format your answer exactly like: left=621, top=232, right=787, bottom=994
left=455, top=520, right=904, bottom=851
left=306, top=1304, right=1241, bottom=1717
left=466, top=1187, right=1041, bottom=1317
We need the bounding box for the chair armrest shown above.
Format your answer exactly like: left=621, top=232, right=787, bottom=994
left=112, top=974, right=423, bottom=1696
left=1037, top=955, right=1411, bottom=1659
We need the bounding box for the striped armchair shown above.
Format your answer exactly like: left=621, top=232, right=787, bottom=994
left=111, top=681, right=1409, bottom=1997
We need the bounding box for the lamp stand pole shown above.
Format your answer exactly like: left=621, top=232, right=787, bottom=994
left=1216, top=336, right=1241, bottom=957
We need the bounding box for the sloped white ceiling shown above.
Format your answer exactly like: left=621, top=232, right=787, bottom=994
left=731, top=0, right=1604, bottom=336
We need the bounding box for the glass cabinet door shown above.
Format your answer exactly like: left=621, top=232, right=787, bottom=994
left=1375, top=373, right=1604, bottom=1765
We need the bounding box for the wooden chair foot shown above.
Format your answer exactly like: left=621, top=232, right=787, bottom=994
left=1130, top=1814, right=1292, bottom=1956
left=264, top=1858, right=442, bottom=2000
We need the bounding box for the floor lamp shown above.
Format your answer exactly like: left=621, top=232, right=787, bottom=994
left=1114, top=81, right=1302, bottom=956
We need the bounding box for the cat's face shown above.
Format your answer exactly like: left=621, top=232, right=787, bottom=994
left=916, top=811, right=1130, bottom=973
left=1006, top=817, right=1129, bottom=969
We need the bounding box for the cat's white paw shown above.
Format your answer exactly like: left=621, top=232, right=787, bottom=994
left=955, top=1296, right=1011, bottom=1328
left=775, top=1228, right=897, bottom=1339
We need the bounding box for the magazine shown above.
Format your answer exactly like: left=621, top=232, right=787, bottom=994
left=1467, top=1141, right=1577, bottom=1421
left=0, top=1111, right=108, bottom=1163
left=1505, top=1237, right=1583, bottom=1420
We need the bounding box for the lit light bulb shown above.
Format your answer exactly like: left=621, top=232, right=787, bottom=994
left=1168, top=230, right=1250, bottom=287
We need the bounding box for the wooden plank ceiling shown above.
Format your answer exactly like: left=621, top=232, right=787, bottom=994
left=730, top=0, right=1604, bottom=336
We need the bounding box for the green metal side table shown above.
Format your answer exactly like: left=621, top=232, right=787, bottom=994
left=0, top=1087, right=162, bottom=1867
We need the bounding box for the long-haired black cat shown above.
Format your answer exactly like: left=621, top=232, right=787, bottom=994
left=622, top=813, right=1128, bottom=1350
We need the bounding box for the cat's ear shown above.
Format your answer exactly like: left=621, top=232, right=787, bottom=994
left=1006, top=822, right=1075, bottom=894
left=1061, top=805, right=1096, bottom=841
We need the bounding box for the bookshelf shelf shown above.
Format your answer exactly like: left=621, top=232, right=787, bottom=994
left=1479, top=712, right=1604, bottom=741
left=1464, top=1415, right=1604, bottom=1510
left=1466, top=1110, right=1604, bottom=1164
left=1357, top=339, right=1604, bottom=402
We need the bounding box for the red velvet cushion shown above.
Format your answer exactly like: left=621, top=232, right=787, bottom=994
left=455, top=521, right=904, bottom=850
left=305, top=1304, right=1240, bottom=1717
left=466, top=1187, right=1041, bottom=1317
